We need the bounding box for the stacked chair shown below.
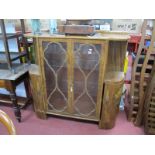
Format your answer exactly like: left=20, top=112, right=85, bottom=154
left=128, top=19, right=155, bottom=134
left=128, top=20, right=148, bottom=123
left=144, top=70, right=155, bottom=134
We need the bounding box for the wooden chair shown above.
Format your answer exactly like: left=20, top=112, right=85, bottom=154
left=129, top=20, right=155, bottom=126
left=0, top=109, right=16, bottom=135
left=144, top=71, right=155, bottom=134
left=135, top=20, right=155, bottom=126
left=128, top=20, right=148, bottom=122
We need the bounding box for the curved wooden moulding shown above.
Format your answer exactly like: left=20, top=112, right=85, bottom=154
left=135, top=20, right=155, bottom=126
left=28, top=64, right=47, bottom=119
left=144, top=72, right=155, bottom=134
left=128, top=20, right=148, bottom=122
left=99, top=71, right=124, bottom=129
left=0, top=109, right=16, bottom=135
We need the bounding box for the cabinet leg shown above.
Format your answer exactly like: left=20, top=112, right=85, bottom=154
left=36, top=111, right=47, bottom=119
left=10, top=92, right=21, bottom=122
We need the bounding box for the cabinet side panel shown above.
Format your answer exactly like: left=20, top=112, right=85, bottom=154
left=29, top=68, right=47, bottom=119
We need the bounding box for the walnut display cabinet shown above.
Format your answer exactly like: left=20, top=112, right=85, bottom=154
left=25, top=31, right=129, bottom=128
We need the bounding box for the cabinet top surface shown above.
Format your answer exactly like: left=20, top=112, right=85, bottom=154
left=24, top=31, right=130, bottom=41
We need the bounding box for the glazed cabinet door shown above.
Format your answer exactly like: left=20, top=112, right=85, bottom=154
left=39, top=39, right=70, bottom=115
left=71, top=40, right=108, bottom=120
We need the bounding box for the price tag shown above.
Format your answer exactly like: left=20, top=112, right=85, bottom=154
left=88, top=49, right=92, bottom=54
left=70, top=87, right=73, bottom=92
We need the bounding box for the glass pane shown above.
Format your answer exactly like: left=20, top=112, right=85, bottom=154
left=73, top=42, right=101, bottom=117
left=43, top=41, right=68, bottom=112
